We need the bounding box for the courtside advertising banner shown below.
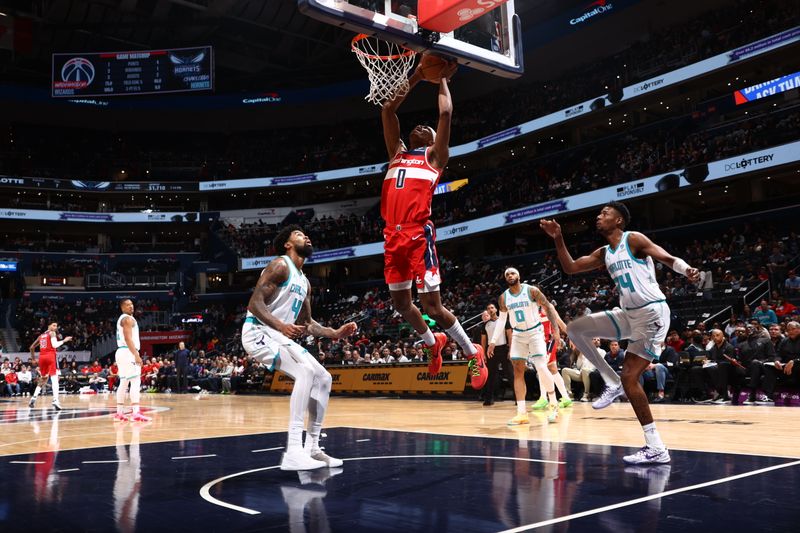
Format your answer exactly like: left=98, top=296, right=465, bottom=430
left=270, top=364, right=469, bottom=394
left=734, top=70, right=800, bottom=105
left=239, top=140, right=800, bottom=269
left=0, top=209, right=203, bottom=223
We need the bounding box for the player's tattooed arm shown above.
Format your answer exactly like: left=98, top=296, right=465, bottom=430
left=299, top=296, right=358, bottom=340
left=531, top=286, right=563, bottom=340
left=247, top=258, right=306, bottom=338
left=29, top=339, right=38, bottom=359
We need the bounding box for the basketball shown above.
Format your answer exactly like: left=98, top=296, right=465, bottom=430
left=418, top=54, right=452, bottom=83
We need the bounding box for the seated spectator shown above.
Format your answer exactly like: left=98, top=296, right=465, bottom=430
left=764, top=321, right=800, bottom=400
left=640, top=361, right=669, bottom=402
left=88, top=372, right=106, bottom=393
left=785, top=270, right=800, bottom=296
left=561, top=341, right=600, bottom=402
left=5, top=369, right=21, bottom=397
left=604, top=341, right=625, bottom=375
left=752, top=299, right=778, bottom=326
left=18, top=364, right=33, bottom=396
left=774, top=297, right=797, bottom=319
left=736, top=324, right=776, bottom=404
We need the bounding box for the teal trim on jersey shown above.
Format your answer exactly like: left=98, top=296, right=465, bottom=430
left=607, top=232, right=625, bottom=254
left=510, top=354, right=545, bottom=360
left=506, top=284, right=527, bottom=300
left=624, top=233, right=648, bottom=265
left=269, top=351, right=280, bottom=373
left=284, top=255, right=305, bottom=278
left=624, top=299, right=667, bottom=311
left=513, top=322, right=543, bottom=332
left=278, top=256, right=295, bottom=287
left=604, top=311, right=621, bottom=340
left=644, top=346, right=659, bottom=360
left=245, top=316, right=265, bottom=326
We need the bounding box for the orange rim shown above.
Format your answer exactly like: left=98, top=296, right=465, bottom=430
left=351, top=34, right=416, bottom=60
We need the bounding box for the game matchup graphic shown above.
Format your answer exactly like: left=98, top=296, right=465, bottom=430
left=52, top=46, right=213, bottom=97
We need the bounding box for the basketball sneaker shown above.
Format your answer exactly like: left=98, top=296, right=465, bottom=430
left=507, top=413, right=530, bottom=426
left=622, top=446, right=671, bottom=465
left=28, top=397, right=36, bottom=408
left=547, top=404, right=559, bottom=423
left=426, top=332, right=448, bottom=374
left=130, top=412, right=152, bottom=422
left=592, top=383, right=625, bottom=409
left=280, top=449, right=327, bottom=471
left=309, top=450, right=344, bottom=468
left=529, top=398, right=548, bottom=411
left=52, top=400, right=62, bottom=411
left=558, top=397, right=573, bottom=408
left=467, top=343, right=488, bottom=390
left=112, top=412, right=130, bottom=422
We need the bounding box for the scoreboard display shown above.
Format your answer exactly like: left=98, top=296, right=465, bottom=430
left=52, top=46, right=213, bottom=98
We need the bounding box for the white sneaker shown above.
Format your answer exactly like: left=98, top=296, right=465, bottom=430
left=298, top=467, right=344, bottom=486
left=592, top=384, right=624, bottom=410
left=52, top=400, right=63, bottom=411
left=280, top=450, right=327, bottom=471
left=623, top=446, right=671, bottom=465
left=755, top=394, right=774, bottom=405
left=310, top=449, right=344, bottom=468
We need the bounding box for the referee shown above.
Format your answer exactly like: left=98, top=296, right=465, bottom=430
left=480, top=303, right=512, bottom=406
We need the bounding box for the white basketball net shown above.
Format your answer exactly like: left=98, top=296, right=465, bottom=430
left=351, top=34, right=417, bottom=106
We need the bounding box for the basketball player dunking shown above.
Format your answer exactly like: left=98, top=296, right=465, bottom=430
left=541, top=202, right=700, bottom=464
left=114, top=299, right=151, bottom=422
left=242, top=225, right=357, bottom=471
left=28, top=322, right=72, bottom=410
left=380, top=56, right=487, bottom=388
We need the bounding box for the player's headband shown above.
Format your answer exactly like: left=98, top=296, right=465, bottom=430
left=504, top=268, right=519, bottom=277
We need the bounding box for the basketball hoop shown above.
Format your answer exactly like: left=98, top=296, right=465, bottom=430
left=351, top=34, right=417, bottom=106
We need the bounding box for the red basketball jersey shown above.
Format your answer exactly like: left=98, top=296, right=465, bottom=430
left=381, top=147, right=442, bottom=226
left=540, top=309, right=552, bottom=339
left=39, top=332, right=56, bottom=358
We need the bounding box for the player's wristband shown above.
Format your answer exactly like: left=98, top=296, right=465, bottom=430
left=672, top=258, right=690, bottom=277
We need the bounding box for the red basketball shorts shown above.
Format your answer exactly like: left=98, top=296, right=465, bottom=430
left=39, top=354, right=57, bottom=377
left=546, top=338, right=558, bottom=364
left=383, top=221, right=441, bottom=293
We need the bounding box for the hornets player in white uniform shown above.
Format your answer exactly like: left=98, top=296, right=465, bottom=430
left=487, top=267, right=564, bottom=425
left=242, top=225, right=357, bottom=471
left=541, top=202, right=699, bottom=464
left=115, top=299, right=150, bottom=422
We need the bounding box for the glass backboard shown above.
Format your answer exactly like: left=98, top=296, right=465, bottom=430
left=298, top=0, right=524, bottom=78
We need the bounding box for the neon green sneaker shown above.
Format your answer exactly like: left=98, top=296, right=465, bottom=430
left=529, top=398, right=548, bottom=411
left=559, top=397, right=573, bottom=408
left=547, top=404, right=560, bottom=423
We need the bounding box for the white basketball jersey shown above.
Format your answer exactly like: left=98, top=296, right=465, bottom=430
left=605, top=231, right=667, bottom=310
left=246, top=256, right=309, bottom=326
left=503, top=284, right=542, bottom=332
left=116, top=313, right=140, bottom=350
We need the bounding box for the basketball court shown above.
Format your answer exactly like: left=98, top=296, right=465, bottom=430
left=2, top=393, right=799, bottom=532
